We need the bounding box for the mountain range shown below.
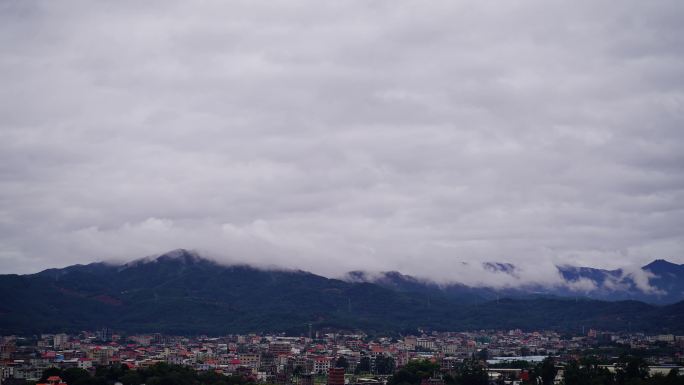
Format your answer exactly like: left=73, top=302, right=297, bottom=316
left=0, top=249, right=682, bottom=335
left=347, top=259, right=684, bottom=305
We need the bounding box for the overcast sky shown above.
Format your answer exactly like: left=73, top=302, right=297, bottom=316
left=1, top=0, right=683, bottom=287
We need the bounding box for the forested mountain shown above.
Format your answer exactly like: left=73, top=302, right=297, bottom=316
left=1, top=250, right=682, bottom=335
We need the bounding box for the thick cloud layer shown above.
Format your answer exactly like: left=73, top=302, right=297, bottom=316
left=1, top=0, right=683, bottom=287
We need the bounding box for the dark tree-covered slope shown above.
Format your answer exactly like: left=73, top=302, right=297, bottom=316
left=1, top=250, right=682, bottom=335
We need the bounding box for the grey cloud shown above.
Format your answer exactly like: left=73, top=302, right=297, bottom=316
left=0, top=0, right=683, bottom=289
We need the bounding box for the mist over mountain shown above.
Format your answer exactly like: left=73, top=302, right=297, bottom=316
left=346, top=259, right=684, bottom=305
left=1, top=1, right=683, bottom=346
left=1, top=249, right=683, bottom=335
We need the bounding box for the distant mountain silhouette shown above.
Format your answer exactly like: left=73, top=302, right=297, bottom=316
left=0, top=250, right=682, bottom=335
left=348, top=260, right=684, bottom=305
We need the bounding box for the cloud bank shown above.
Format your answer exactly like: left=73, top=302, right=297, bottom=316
left=1, top=0, right=683, bottom=288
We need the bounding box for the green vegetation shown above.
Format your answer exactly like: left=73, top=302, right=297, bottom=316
left=38, top=363, right=255, bottom=385
left=388, top=360, right=440, bottom=385
left=31, top=356, right=684, bottom=385
left=387, top=356, right=684, bottom=385
left=1, top=255, right=683, bottom=335
left=352, top=355, right=395, bottom=375
left=334, top=356, right=349, bottom=369
left=375, top=355, right=396, bottom=375
left=444, top=362, right=488, bottom=385
left=389, top=360, right=488, bottom=385
left=563, top=356, right=684, bottom=385
left=355, top=356, right=371, bottom=374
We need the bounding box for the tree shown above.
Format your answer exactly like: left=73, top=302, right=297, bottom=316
left=356, top=356, right=372, bottom=374
left=375, top=355, right=396, bottom=375
left=293, top=365, right=305, bottom=377
left=539, top=357, right=557, bottom=385
left=616, top=355, right=649, bottom=385
left=456, top=361, right=488, bottom=385
left=563, top=358, right=613, bottom=385
left=335, top=356, right=349, bottom=369
left=120, top=371, right=143, bottom=385
left=388, top=360, right=439, bottom=385
left=40, top=367, right=63, bottom=382
left=61, top=368, right=90, bottom=385
left=476, top=349, right=489, bottom=362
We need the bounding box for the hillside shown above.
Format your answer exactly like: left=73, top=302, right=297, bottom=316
left=0, top=250, right=682, bottom=335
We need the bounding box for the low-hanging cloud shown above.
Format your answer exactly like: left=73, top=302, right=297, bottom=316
left=0, top=0, right=683, bottom=288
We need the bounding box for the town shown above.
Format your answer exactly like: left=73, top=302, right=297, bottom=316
left=1, top=329, right=682, bottom=385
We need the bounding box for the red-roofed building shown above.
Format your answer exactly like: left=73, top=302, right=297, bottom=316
left=328, top=367, right=345, bottom=385
left=37, top=375, right=67, bottom=385
left=226, top=358, right=242, bottom=371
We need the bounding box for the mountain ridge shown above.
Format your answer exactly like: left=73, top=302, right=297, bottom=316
left=28, top=249, right=684, bottom=305
left=344, top=259, right=684, bottom=305
left=1, top=249, right=683, bottom=335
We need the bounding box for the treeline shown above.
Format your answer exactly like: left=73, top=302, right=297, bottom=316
left=564, top=356, right=684, bottom=385
left=388, top=360, right=490, bottom=385
left=35, top=363, right=254, bottom=385
left=354, top=355, right=396, bottom=375
left=28, top=356, right=684, bottom=385
left=388, top=358, right=684, bottom=385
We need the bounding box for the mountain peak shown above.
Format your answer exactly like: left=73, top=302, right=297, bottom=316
left=643, top=259, right=683, bottom=272
left=156, top=248, right=201, bottom=262
left=123, top=248, right=215, bottom=268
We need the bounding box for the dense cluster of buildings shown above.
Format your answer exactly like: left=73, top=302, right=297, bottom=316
left=1, top=329, right=682, bottom=385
